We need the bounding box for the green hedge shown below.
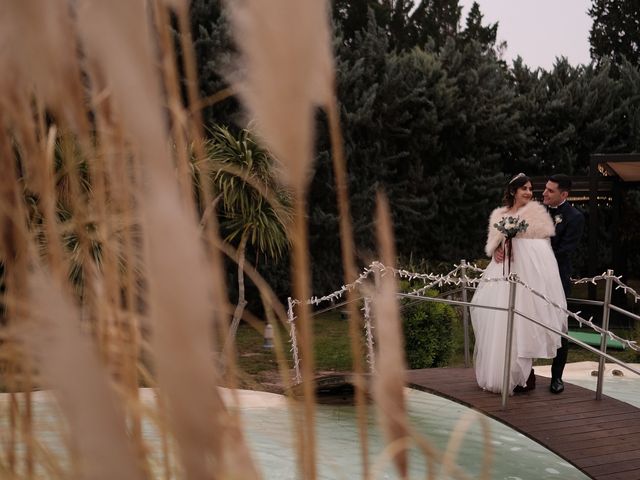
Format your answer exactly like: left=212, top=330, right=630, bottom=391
left=401, top=290, right=456, bottom=369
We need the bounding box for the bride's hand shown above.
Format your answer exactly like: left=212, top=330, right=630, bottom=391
left=493, top=245, right=505, bottom=263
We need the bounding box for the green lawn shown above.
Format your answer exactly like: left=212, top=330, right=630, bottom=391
left=233, top=293, right=640, bottom=392
left=234, top=310, right=355, bottom=391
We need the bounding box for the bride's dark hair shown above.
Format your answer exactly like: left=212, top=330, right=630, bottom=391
left=503, top=173, right=531, bottom=207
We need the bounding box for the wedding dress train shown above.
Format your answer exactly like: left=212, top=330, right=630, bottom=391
left=470, top=238, right=567, bottom=394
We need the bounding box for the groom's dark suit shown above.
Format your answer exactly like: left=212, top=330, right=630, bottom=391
left=549, top=201, right=585, bottom=383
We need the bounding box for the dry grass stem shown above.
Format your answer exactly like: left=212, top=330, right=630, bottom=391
left=0, top=0, right=263, bottom=478
left=327, top=94, right=370, bottom=477
left=372, top=192, right=409, bottom=479
left=0, top=0, right=486, bottom=478
left=0, top=0, right=88, bottom=139
left=370, top=436, right=412, bottom=480
left=21, top=269, right=142, bottom=480
left=193, top=86, right=236, bottom=113
left=289, top=197, right=318, bottom=479
left=442, top=411, right=493, bottom=479
left=411, top=431, right=472, bottom=480
left=173, top=4, right=239, bottom=395
left=77, top=1, right=258, bottom=476
left=227, top=3, right=337, bottom=476
left=152, top=0, right=194, bottom=207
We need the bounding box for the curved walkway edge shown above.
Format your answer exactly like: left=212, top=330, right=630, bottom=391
left=407, top=367, right=640, bottom=480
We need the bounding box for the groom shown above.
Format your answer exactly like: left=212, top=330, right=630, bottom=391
left=542, top=174, right=585, bottom=394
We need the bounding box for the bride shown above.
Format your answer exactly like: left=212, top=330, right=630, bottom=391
left=471, top=173, right=567, bottom=394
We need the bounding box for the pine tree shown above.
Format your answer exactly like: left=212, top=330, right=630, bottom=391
left=332, top=0, right=389, bottom=47
left=333, top=0, right=465, bottom=52
left=431, top=38, right=521, bottom=260
left=589, top=0, right=640, bottom=67
left=183, top=0, right=640, bottom=292
left=409, top=0, right=462, bottom=51
left=615, top=59, right=640, bottom=151
left=459, top=2, right=499, bottom=52
left=188, top=0, right=239, bottom=128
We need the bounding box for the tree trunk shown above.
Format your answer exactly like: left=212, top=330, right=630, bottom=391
left=226, top=232, right=248, bottom=348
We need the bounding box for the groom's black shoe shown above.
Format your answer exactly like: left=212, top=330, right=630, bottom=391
left=513, top=369, right=536, bottom=393
left=550, top=378, right=564, bottom=394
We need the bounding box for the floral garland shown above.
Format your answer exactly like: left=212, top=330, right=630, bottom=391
left=573, top=272, right=640, bottom=304
left=286, top=261, right=483, bottom=381
left=511, top=274, right=640, bottom=353
left=286, top=264, right=640, bottom=384
left=363, top=298, right=375, bottom=373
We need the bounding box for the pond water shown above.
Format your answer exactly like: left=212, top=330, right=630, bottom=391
left=241, top=389, right=588, bottom=479
left=237, top=361, right=640, bottom=479
left=1, top=362, right=637, bottom=479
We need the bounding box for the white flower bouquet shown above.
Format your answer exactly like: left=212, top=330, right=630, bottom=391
left=493, top=215, right=529, bottom=273
left=494, top=215, right=529, bottom=239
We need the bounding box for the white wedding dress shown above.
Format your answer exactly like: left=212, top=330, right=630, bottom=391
left=470, top=238, right=567, bottom=394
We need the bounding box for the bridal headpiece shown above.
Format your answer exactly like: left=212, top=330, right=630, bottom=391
left=508, top=172, right=527, bottom=185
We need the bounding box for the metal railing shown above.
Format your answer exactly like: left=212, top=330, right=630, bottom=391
left=434, top=265, right=639, bottom=408
left=287, top=261, right=640, bottom=409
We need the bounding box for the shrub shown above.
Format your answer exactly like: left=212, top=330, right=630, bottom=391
left=401, top=290, right=457, bottom=369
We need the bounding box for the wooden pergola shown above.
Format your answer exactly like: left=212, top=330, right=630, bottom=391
left=588, top=154, right=640, bottom=289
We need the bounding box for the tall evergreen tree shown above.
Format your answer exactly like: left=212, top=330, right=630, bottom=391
left=459, top=2, right=499, bottom=52
left=183, top=0, right=640, bottom=293
left=333, top=0, right=465, bottom=52
left=432, top=38, right=521, bottom=259
left=409, top=0, right=462, bottom=51
left=332, top=0, right=391, bottom=46
left=589, top=0, right=640, bottom=66
left=512, top=58, right=627, bottom=176
left=188, top=0, right=239, bottom=128
left=615, top=59, right=640, bottom=151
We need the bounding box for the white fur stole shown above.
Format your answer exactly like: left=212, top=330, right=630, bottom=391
left=484, top=200, right=555, bottom=257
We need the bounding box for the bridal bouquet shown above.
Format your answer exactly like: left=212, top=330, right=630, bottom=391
left=493, top=216, right=528, bottom=273
left=494, top=215, right=529, bottom=239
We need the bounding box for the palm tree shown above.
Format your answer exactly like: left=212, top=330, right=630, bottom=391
left=205, top=125, right=291, bottom=347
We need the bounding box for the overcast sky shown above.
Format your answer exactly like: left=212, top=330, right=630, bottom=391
left=458, top=0, right=593, bottom=70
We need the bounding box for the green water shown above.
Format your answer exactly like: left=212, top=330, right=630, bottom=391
left=239, top=390, right=589, bottom=479
left=3, top=373, right=638, bottom=479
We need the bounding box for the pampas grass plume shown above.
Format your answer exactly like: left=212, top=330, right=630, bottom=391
left=227, top=0, right=334, bottom=195
left=372, top=192, right=410, bottom=479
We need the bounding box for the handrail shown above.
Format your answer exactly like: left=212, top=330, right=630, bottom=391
left=609, top=303, right=640, bottom=322
left=460, top=260, right=471, bottom=367
left=501, top=280, right=518, bottom=409
left=516, top=309, right=640, bottom=377
left=397, top=293, right=509, bottom=311
left=567, top=298, right=604, bottom=306
left=286, top=261, right=639, bottom=407
left=467, top=269, right=638, bottom=407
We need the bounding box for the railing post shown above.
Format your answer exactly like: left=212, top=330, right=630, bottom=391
left=363, top=297, right=375, bottom=374
left=460, top=260, right=471, bottom=368
left=501, top=277, right=518, bottom=409
left=596, top=269, right=614, bottom=400
left=287, top=297, right=302, bottom=384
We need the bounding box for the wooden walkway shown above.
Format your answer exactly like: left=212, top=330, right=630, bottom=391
left=407, top=367, right=640, bottom=480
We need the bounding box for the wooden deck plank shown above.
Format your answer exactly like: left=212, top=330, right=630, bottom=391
left=562, top=435, right=640, bottom=456
left=569, top=442, right=640, bottom=461
left=406, top=367, right=640, bottom=480
left=528, top=416, right=640, bottom=436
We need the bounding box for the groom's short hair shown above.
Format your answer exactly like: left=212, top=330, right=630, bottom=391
left=549, top=174, right=572, bottom=192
